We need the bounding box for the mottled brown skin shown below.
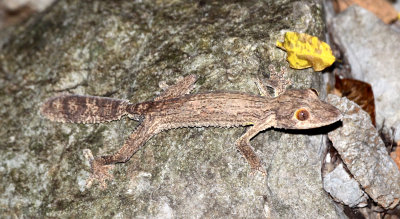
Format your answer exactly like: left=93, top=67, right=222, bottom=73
left=41, top=70, right=342, bottom=188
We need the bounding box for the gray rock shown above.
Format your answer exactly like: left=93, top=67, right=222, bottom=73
left=323, top=163, right=368, bottom=207
left=330, top=5, right=400, bottom=139
left=394, top=1, right=400, bottom=12
left=0, top=0, right=342, bottom=218
left=327, top=95, right=400, bottom=209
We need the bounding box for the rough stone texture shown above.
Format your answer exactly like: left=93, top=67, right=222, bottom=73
left=323, top=163, right=368, bottom=207
left=330, top=6, right=400, bottom=140
left=1, top=0, right=53, bottom=11
left=0, top=0, right=55, bottom=32
left=0, top=0, right=342, bottom=218
left=327, top=95, right=400, bottom=209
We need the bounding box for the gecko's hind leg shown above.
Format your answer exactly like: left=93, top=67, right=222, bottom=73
left=84, top=118, right=161, bottom=189
left=235, top=113, right=276, bottom=176
left=155, top=75, right=198, bottom=101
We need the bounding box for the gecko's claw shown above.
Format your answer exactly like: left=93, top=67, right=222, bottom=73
left=254, top=77, right=270, bottom=97
left=83, top=149, right=115, bottom=189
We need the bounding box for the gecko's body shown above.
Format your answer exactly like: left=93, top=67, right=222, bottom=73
left=132, top=92, right=269, bottom=127
left=41, top=67, right=342, bottom=188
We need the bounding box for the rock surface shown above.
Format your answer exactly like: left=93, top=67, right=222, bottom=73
left=0, top=0, right=54, bottom=30
left=327, top=95, right=400, bottom=209
left=330, top=5, right=400, bottom=140
left=0, top=0, right=342, bottom=218
left=323, top=163, right=368, bottom=207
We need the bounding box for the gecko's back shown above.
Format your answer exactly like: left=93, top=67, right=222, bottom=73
left=128, top=92, right=273, bottom=128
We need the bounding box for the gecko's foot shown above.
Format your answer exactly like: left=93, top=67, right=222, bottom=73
left=264, top=65, right=292, bottom=97
left=249, top=165, right=267, bottom=177
left=83, top=149, right=115, bottom=189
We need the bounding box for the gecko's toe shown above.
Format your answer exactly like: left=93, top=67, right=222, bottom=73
left=83, top=149, right=115, bottom=189
left=86, top=162, right=115, bottom=189
left=249, top=166, right=267, bottom=177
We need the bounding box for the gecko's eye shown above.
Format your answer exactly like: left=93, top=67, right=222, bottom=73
left=295, top=108, right=310, bottom=121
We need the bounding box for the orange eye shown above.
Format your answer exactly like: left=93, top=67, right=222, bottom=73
left=295, top=108, right=310, bottom=121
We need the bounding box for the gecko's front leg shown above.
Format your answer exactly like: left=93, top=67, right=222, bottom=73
left=255, top=65, right=291, bottom=98
left=236, top=112, right=276, bottom=176
left=84, top=117, right=162, bottom=189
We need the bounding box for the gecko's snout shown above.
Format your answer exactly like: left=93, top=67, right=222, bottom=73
left=317, top=102, right=343, bottom=127
left=335, top=109, right=343, bottom=121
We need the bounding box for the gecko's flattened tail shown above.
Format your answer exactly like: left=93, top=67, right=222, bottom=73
left=40, top=95, right=130, bottom=123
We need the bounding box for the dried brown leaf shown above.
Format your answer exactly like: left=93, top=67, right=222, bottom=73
left=333, top=75, right=376, bottom=126
left=332, top=0, right=398, bottom=24
left=390, top=143, right=400, bottom=170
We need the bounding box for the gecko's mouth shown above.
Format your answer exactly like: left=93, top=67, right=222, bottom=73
left=313, top=110, right=343, bottom=130
left=324, top=112, right=343, bottom=126
left=278, top=119, right=343, bottom=135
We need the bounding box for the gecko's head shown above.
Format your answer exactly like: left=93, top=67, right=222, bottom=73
left=273, top=89, right=342, bottom=129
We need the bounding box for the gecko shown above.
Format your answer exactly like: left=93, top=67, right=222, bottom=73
left=40, top=65, right=342, bottom=188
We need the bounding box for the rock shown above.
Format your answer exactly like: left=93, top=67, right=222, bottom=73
left=327, top=95, right=400, bottom=209
left=1, top=0, right=54, bottom=11
left=0, top=0, right=342, bottom=218
left=0, top=0, right=54, bottom=30
left=394, top=1, right=400, bottom=12
left=330, top=5, right=400, bottom=140
left=323, top=163, right=368, bottom=207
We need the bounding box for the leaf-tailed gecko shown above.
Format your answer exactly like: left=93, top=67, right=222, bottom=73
left=40, top=65, right=342, bottom=188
